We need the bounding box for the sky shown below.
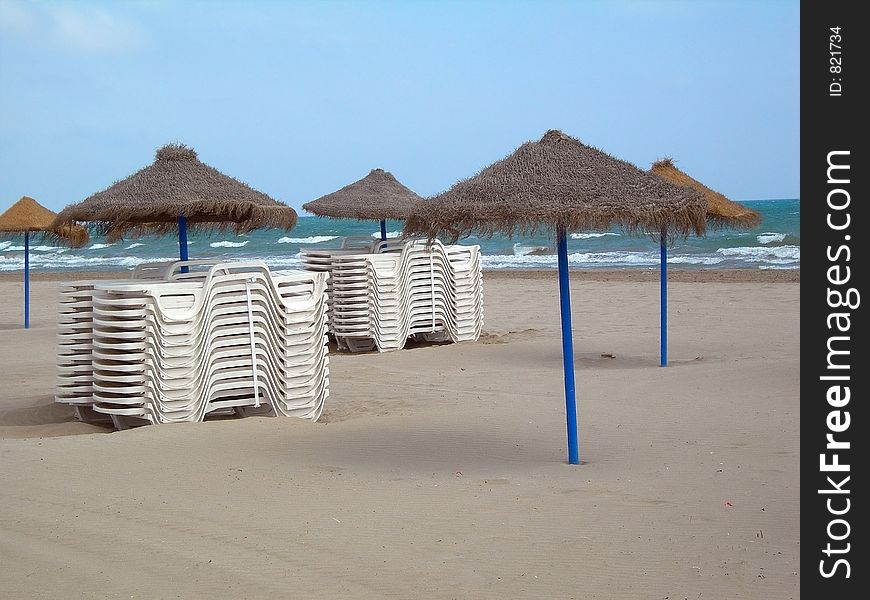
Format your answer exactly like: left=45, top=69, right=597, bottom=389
left=0, top=0, right=800, bottom=213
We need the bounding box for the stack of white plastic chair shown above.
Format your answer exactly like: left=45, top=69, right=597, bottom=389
left=364, top=240, right=483, bottom=351
left=302, top=239, right=483, bottom=352
left=299, top=237, right=378, bottom=340
left=55, top=260, right=329, bottom=429
left=55, top=260, right=224, bottom=419
left=302, top=239, right=405, bottom=351
left=55, top=265, right=171, bottom=421
left=328, top=250, right=381, bottom=351
left=56, top=280, right=100, bottom=419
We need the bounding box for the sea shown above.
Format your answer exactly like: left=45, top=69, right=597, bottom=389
left=1, top=199, right=799, bottom=273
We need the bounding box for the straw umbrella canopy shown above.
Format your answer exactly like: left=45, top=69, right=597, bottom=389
left=53, top=144, right=297, bottom=249
left=650, top=159, right=761, bottom=228
left=302, top=168, right=423, bottom=241
left=404, top=129, right=707, bottom=464
left=406, top=130, right=706, bottom=241
left=1, top=196, right=89, bottom=328
left=1, top=196, right=89, bottom=246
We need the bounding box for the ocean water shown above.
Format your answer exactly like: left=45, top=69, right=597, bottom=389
left=1, top=199, right=799, bottom=273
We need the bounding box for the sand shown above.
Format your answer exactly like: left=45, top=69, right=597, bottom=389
left=0, top=271, right=800, bottom=599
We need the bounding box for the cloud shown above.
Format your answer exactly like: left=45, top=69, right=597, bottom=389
left=0, top=1, right=39, bottom=36
left=0, top=0, right=145, bottom=54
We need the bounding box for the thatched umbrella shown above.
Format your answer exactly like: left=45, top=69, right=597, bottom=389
left=404, top=130, right=707, bottom=464
left=649, top=158, right=761, bottom=365
left=650, top=159, right=760, bottom=228
left=53, top=144, right=297, bottom=265
left=1, top=196, right=89, bottom=328
left=302, top=168, right=422, bottom=240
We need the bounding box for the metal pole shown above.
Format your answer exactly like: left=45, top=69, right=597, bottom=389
left=177, top=215, right=189, bottom=273
left=24, top=230, right=30, bottom=329
left=557, top=228, right=579, bottom=464
left=660, top=227, right=667, bottom=367
left=380, top=219, right=387, bottom=241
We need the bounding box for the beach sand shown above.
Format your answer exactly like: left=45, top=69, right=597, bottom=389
left=0, top=271, right=799, bottom=599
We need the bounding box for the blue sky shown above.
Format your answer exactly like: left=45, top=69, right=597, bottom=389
left=1, top=0, right=799, bottom=213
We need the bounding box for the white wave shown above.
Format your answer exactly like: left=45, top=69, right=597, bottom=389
left=0, top=254, right=179, bottom=272
left=277, top=235, right=338, bottom=244
left=717, top=245, right=800, bottom=261
left=0, top=241, right=64, bottom=252
left=0, top=251, right=308, bottom=273
left=210, top=240, right=249, bottom=248
left=259, top=256, right=304, bottom=269
left=666, top=255, right=722, bottom=265
left=219, top=253, right=304, bottom=270
left=512, top=243, right=551, bottom=256
left=371, top=230, right=401, bottom=239
left=125, top=243, right=145, bottom=249
left=481, top=251, right=663, bottom=269
left=480, top=254, right=557, bottom=269
left=89, top=243, right=112, bottom=250
left=0, top=244, right=62, bottom=252
left=481, top=246, right=802, bottom=269
left=570, top=232, right=620, bottom=239
left=756, top=232, right=786, bottom=244
left=583, top=252, right=661, bottom=266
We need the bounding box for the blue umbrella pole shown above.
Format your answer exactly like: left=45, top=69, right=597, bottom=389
left=557, top=228, right=579, bottom=464
left=24, top=230, right=30, bottom=329
left=380, top=219, right=388, bottom=241
left=660, top=228, right=667, bottom=367
left=177, top=215, right=189, bottom=273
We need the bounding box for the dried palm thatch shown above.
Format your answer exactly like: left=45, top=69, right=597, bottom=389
left=302, top=168, right=422, bottom=221
left=0, top=196, right=89, bottom=247
left=650, top=159, right=761, bottom=229
left=404, top=130, right=707, bottom=242
left=53, top=144, right=297, bottom=241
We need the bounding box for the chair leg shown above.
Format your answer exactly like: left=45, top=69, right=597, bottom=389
left=110, top=415, right=129, bottom=431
